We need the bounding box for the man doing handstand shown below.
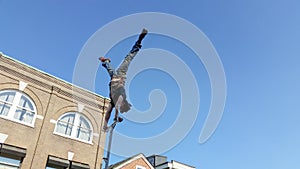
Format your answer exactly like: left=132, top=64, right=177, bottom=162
left=100, top=28, right=148, bottom=131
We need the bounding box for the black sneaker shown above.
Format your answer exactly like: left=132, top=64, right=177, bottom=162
left=139, top=28, right=148, bottom=39
left=136, top=28, right=148, bottom=44
left=102, top=125, right=108, bottom=132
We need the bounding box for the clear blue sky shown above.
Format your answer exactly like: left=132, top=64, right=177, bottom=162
left=1, top=1, right=300, bottom=169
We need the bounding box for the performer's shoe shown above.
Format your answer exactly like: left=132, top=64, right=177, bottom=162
left=102, top=125, right=108, bottom=132
left=137, top=28, right=148, bottom=44
left=130, top=28, right=148, bottom=53
left=140, top=28, right=148, bottom=38
left=114, top=117, right=123, bottom=123
left=99, top=56, right=111, bottom=63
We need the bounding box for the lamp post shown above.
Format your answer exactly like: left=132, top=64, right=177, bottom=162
left=103, top=118, right=119, bottom=169
left=68, top=152, right=74, bottom=169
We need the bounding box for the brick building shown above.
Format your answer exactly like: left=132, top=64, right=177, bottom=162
left=0, top=53, right=108, bottom=168
left=109, top=154, right=196, bottom=169
left=108, top=154, right=154, bottom=169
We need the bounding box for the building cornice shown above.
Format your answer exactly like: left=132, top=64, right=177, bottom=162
left=0, top=52, right=109, bottom=111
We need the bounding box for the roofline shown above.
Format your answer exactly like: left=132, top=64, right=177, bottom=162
left=109, top=153, right=155, bottom=169
left=155, top=160, right=195, bottom=169
left=170, top=160, right=196, bottom=169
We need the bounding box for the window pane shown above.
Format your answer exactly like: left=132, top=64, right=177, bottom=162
left=59, top=114, right=75, bottom=123
left=0, top=91, right=15, bottom=103
left=18, top=96, right=34, bottom=111
left=0, top=102, right=11, bottom=116
left=56, top=114, right=75, bottom=136
left=56, top=122, right=73, bottom=136
left=79, top=116, right=90, bottom=129
left=46, top=166, right=66, bottom=169
left=76, top=116, right=91, bottom=141
left=77, top=127, right=91, bottom=141
left=136, top=166, right=146, bottom=169
left=0, top=156, right=20, bottom=169
left=14, top=108, right=34, bottom=124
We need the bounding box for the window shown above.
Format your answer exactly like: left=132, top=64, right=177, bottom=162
left=46, top=155, right=90, bottom=169
left=54, top=112, right=93, bottom=143
left=46, top=167, right=66, bottom=169
left=0, top=144, right=26, bottom=169
left=0, top=156, right=20, bottom=169
left=136, top=165, right=146, bottom=169
left=0, top=90, right=37, bottom=126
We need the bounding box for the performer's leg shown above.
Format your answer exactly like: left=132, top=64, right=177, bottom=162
left=116, top=29, right=148, bottom=76
left=103, top=103, right=113, bottom=131
left=115, top=52, right=138, bottom=77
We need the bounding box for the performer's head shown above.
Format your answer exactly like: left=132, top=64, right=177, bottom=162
left=120, top=99, right=132, bottom=113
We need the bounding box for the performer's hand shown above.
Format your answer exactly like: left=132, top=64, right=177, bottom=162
left=99, top=56, right=105, bottom=62
left=99, top=56, right=111, bottom=62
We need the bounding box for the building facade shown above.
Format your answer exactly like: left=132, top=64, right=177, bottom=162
left=0, top=53, right=108, bottom=169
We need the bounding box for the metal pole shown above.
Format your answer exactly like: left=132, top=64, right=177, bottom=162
left=103, top=120, right=118, bottom=169
left=68, top=160, right=72, bottom=169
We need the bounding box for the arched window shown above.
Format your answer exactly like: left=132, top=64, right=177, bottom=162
left=0, top=89, right=37, bottom=126
left=54, top=112, right=93, bottom=143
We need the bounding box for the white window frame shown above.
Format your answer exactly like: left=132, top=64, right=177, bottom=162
left=0, top=89, right=37, bottom=127
left=54, top=112, right=93, bottom=144
left=136, top=165, right=146, bottom=169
